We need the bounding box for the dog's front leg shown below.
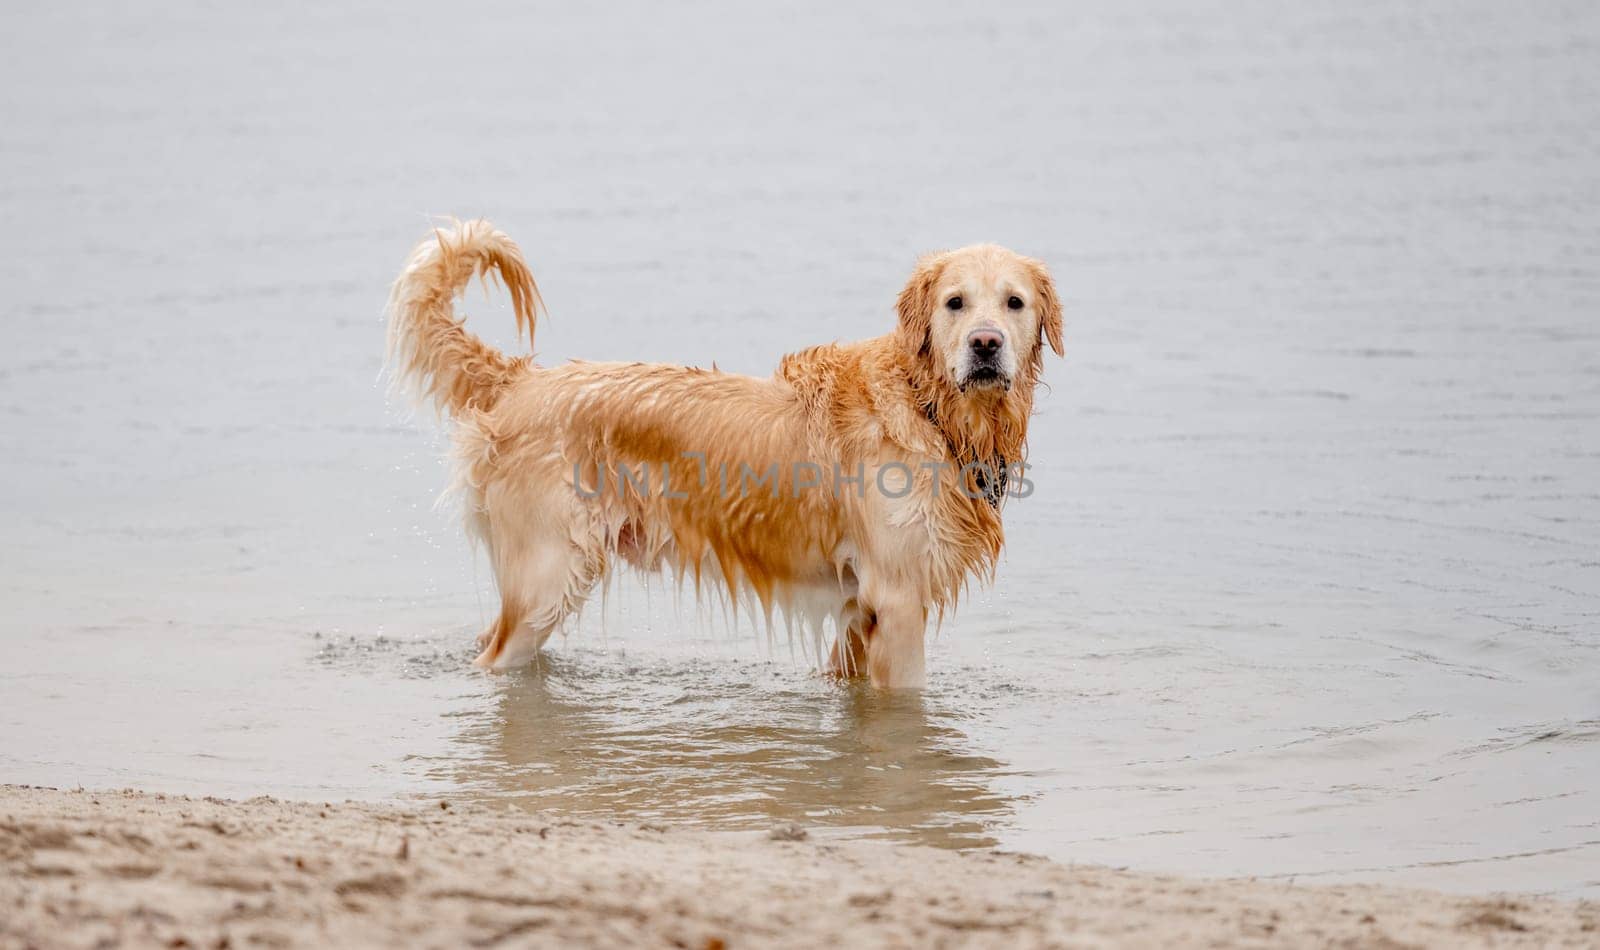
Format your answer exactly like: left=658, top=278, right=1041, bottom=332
left=864, top=597, right=927, bottom=689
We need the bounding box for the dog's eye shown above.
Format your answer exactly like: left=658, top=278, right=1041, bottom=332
left=1007, top=295, right=1024, bottom=310
left=946, top=296, right=963, bottom=311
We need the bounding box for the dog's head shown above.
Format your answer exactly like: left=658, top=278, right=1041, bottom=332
left=895, top=245, right=1064, bottom=398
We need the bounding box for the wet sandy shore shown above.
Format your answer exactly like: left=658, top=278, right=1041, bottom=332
left=3, top=785, right=1595, bottom=949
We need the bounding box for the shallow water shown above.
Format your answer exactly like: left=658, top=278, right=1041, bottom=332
left=2, top=0, right=1598, bottom=898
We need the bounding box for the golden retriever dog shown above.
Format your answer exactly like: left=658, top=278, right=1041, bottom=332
left=387, top=220, right=1062, bottom=687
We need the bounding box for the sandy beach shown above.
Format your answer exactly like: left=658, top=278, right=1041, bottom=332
left=2, top=785, right=1594, bottom=949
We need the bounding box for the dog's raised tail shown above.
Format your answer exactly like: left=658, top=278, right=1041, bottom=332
left=386, top=219, right=543, bottom=416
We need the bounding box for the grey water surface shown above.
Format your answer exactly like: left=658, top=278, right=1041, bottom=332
left=2, top=0, right=1597, bottom=897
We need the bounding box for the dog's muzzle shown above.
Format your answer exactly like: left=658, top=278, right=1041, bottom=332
left=959, top=328, right=1012, bottom=391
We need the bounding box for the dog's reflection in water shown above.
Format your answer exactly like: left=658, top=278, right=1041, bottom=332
left=436, top=653, right=1014, bottom=849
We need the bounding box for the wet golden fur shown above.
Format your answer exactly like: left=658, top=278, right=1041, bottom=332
left=386, top=220, right=1062, bottom=687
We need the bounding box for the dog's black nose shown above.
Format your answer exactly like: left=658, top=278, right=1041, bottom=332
left=968, top=329, right=1003, bottom=354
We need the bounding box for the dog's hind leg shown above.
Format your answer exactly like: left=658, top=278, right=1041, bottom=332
left=473, top=546, right=601, bottom=671
left=474, top=599, right=531, bottom=665
left=472, top=485, right=604, bottom=671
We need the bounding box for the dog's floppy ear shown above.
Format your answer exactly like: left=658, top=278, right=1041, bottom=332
left=895, top=252, right=947, bottom=353
left=1027, top=257, right=1064, bottom=357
